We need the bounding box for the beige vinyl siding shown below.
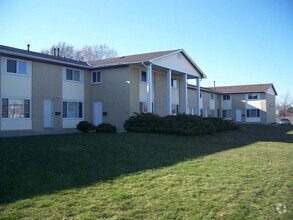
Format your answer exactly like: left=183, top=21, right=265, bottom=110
left=266, top=93, right=276, bottom=124
left=154, top=72, right=167, bottom=116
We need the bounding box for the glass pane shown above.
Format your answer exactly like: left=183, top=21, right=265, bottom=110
left=78, top=102, right=83, bottom=118
left=63, top=102, right=67, bottom=118
left=7, top=59, right=17, bottom=73
left=73, top=70, right=80, bottom=81
left=18, top=61, right=27, bottom=74
left=68, top=102, right=77, bottom=118
left=66, top=69, right=73, bottom=80
left=96, top=72, right=101, bottom=82
left=141, top=71, right=146, bottom=82
left=24, top=100, right=30, bottom=118
left=9, top=99, right=24, bottom=118
left=2, top=98, right=8, bottom=118
left=92, top=72, right=96, bottom=83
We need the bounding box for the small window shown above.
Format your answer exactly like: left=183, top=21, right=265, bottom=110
left=7, top=59, right=17, bottom=73
left=92, top=71, right=101, bottom=83
left=247, top=109, right=260, bottom=117
left=171, top=78, right=178, bottom=88
left=7, top=59, right=27, bottom=74
left=210, top=110, right=215, bottom=117
left=222, top=110, right=232, bottom=118
left=141, top=71, right=147, bottom=82
left=223, top=94, right=230, bottom=100
left=248, top=94, right=258, bottom=100
left=18, top=61, right=27, bottom=74
left=172, top=104, right=179, bottom=115
left=210, top=94, right=214, bottom=100
left=66, top=69, right=80, bottom=82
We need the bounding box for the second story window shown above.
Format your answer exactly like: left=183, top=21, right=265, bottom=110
left=223, top=94, right=230, bottom=100
left=210, top=94, right=214, bottom=100
left=66, top=69, right=80, bottom=81
left=141, top=71, right=147, bottom=82
left=248, top=94, right=258, bottom=100
left=92, top=71, right=101, bottom=84
left=7, top=59, right=27, bottom=75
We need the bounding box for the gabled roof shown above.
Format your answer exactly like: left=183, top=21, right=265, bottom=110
left=207, top=83, right=277, bottom=95
left=89, top=50, right=178, bottom=67
left=0, top=45, right=90, bottom=68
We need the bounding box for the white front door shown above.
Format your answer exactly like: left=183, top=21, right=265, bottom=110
left=236, top=109, right=242, bottom=122
left=93, top=101, right=103, bottom=126
left=44, top=99, right=54, bottom=128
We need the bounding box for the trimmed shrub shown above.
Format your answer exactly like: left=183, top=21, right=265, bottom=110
left=96, top=123, right=117, bottom=133
left=203, top=117, right=240, bottom=132
left=124, top=113, right=217, bottom=136
left=76, top=121, right=95, bottom=133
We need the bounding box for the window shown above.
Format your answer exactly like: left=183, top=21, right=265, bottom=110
left=210, top=94, right=214, bottom=100
left=140, top=102, right=148, bottom=113
left=172, top=104, right=179, bottom=115
left=63, top=101, right=83, bottom=118
left=7, top=59, right=27, bottom=74
left=92, top=71, right=101, bottom=83
left=222, top=110, right=232, bottom=118
left=171, top=78, right=178, bottom=88
left=1, top=98, right=30, bottom=118
left=223, top=94, right=230, bottom=100
left=248, top=94, right=258, bottom=100
left=141, top=71, right=147, bottom=82
left=217, top=95, right=220, bottom=100
left=210, top=110, right=215, bottom=117
left=247, top=109, right=260, bottom=117
left=66, top=69, right=80, bottom=81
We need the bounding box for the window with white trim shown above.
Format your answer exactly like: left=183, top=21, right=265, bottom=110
left=210, top=110, right=215, bottom=117
left=222, top=109, right=232, bottom=118
left=2, top=98, right=30, bottom=118
left=63, top=101, right=83, bottom=118
left=141, top=71, right=147, bottom=82
left=66, top=69, right=80, bottom=81
left=7, top=59, right=27, bottom=75
left=210, top=94, right=214, bottom=100
left=247, top=109, right=260, bottom=117
left=92, top=71, right=101, bottom=84
left=248, top=94, right=258, bottom=100
left=223, top=94, right=230, bottom=100
left=171, top=78, right=178, bottom=88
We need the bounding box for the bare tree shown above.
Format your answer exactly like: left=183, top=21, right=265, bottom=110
left=277, top=92, right=293, bottom=118
left=41, top=42, right=75, bottom=59
left=41, top=42, right=117, bottom=62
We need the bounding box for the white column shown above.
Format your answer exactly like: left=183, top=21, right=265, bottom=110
left=196, top=77, right=201, bottom=116
left=167, top=69, right=172, bottom=115
left=147, top=63, right=153, bottom=113
left=183, top=73, right=188, bottom=113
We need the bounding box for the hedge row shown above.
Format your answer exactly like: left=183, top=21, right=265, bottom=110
left=76, top=121, right=116, bottom=133
left=124, top=113, right=239, bottom=136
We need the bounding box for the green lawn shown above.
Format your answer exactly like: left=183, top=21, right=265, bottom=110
left=0, top=125, right=292, bottom=219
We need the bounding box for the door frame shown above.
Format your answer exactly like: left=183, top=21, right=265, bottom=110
left=43, top=98, right=54, bottom=128
left=236, top=109, right=242, bottom=123
left=93, top=101, right=103, bottom=126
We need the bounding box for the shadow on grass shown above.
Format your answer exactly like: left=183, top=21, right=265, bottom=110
left=0, top=125, right=292, bottom=204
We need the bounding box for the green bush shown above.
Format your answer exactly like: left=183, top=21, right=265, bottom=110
left=124, top=113, right=218, bottom=136
left=96, top=123, right=117, bottom=133
left=76, top=121, right=95, bottom=133
left=203, top=117, right=240, bottom=132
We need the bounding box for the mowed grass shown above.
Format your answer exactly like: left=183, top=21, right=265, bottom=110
left=0, top=125, right=292, bottom=219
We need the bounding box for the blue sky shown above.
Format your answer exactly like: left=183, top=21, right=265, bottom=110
left=1, top=0, right=292, bottom=99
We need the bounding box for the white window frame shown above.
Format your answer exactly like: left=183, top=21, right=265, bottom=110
left=222, top=109, right=232, bottom=118
left=247, top=108, right=260, bottom=118
left=248, top=93, right=259, bottom=100
left=66, top=68, right=81, bottom=82
left=223, top=94, right=231, bottom=100
left=92, top=71, right=101, bottom=84
left=62, top=101, right=83, bottom=119
left=6, top=59, right=28, bottom=75
left=1, top=97, right=31, bottom=119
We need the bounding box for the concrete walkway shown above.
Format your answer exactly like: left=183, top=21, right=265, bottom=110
left=0, top=129, right=80, bottom=138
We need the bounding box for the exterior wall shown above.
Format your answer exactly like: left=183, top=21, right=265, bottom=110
left=32, top=62, right=63, bottom=131
left=129, top=67, right=140, bottom=115
left=154, top=72, right=167, bottom=116
left=187, top=88, right=196, bottom=115
left=266, top=93, right=276, bottom=124
left=0, top=56, right=32, bottom=130
left=90, top=67, right=130, bottom=130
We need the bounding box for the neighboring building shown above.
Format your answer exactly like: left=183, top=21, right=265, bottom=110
left=0, top=45, right=204, bottom=131
left=204, top=84, right=277, bottom=124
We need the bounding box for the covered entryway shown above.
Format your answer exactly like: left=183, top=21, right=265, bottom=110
left=43, top=99, right=54, bottom=128
left=93, top=101, right=103, bottom=126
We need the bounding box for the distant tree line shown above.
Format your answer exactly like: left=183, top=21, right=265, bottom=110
left=41, top=42, right=118, bottom=62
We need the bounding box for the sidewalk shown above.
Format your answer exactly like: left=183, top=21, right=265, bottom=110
left=0, top=129, right=80, bottom=138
